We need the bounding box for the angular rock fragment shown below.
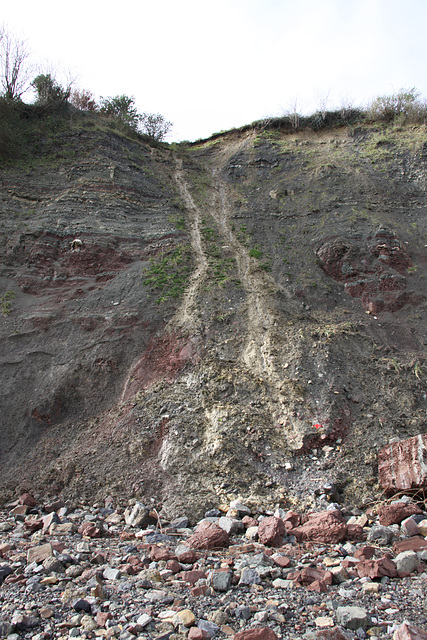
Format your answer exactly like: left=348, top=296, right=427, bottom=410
left=290, top=510, right=347, bottom=543
left=377, top=502, right=423, bottom=526
left=186, top=522, right=230, bottom=550
left=258, top=516, right=286, bottom=547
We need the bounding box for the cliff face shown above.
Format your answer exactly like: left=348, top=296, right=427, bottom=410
left=1, top=121, right=426, bottom=518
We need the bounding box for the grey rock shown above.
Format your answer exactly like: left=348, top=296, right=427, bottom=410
left=234, top=606, right=252, bottom=620
left=367, top=525, right=394, bottom=545
left=217, top=516, right=245, bottom=535
left=198, top=619, right=220, bottom=637
left=336, top=606, right=370, bottom=630
left=124, top=502, right=149, bottom=528
left=394, top=550, right=420, bottom=573
left=104, top=567, right=122, bottom=580
left=239, top=567, right=262, bottom=585
left=211, top=570, right=232, bottom=592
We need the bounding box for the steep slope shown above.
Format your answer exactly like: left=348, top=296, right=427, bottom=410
left=1, top=121, right=426, bottom=518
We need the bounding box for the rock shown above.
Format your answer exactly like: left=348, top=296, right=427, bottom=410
left=394, top=537, right=427, bottom=553
left=180, top=569, right=207, bottom=584
left=239, top=567, right=261, bottom=585
left=42, top=556, right=65, bottom=574
left=272, top=578, right=294, bottom=589
left=19, top=493, right=37, bottom=507
left=367, top=525, right=394, bottom=545
left=316, top=628, right=352, bottom=640
left=0, top=564, right=12, bottom=584
left=258, top=516, right=286, bottom=547
left=72, top=599, right=92, bottom=613
left=416, top=519, right=427, bottom=537
left=103, top=567, right=121, bottom=580
left=186, top=522, right=230, bottom=550
left=78, top=521, right=102, bottom=537
left=96, top=611, right=113, bottom=627
left=27, top=543, right=53, bottom=564
left=124, top=502, right=150, bottom=528
left=218, top=516, right=245, bottom=535
left=229, top=501, right=251, bottom=517
left=234, top=627, right=278, bottom=640
left=211, top=570, right=232, bottom=591
left=189, top=628, right=209, bottom=640
left=175, top=544, right=198, bottom=563
left=198, top=619, right=221, bottom=637
left=335, top=607, right=370, bottom=630
left=173, top=609, right=196, bottom=628
left=393, top=622, right=427, bottom=640
left=401, top=516, right=420, bottom=537
left=378, top=434, right=427, bottom=492
left=377, top=502, right=423, bottom=526
left=356, top=556, right=397, bottom=579
left=394, top=550, right=420, bottom=573
left=291, top=510, right=347, bottom=543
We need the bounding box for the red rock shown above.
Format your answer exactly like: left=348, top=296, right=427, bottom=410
left=393, top=537, right=427, bottom=553
left=354, top=546, right=376, bottom=560
left=176, top=548, right=198, bottom=563
left=378, top=435, right=427, bottom=492
left=190, top=585, right=210, bottom=596
left=96, top=611, right=112, bottom=628
left=282, top=511, right=301, bottom=531
left=316, top=627, right=352, bottom=640
left=149, top=545, right=173, bottom=561
left=290, top=510, right=347, bottom=544
left=258, top=516, right=286, bottom=547
left=24, top=517, right=43, bottom=533
left=186, top=522, right=230, bottom=550
left=180, top=570, right=207, bottom=584
left=189, top=628, right=209, bottom=640
left=78, top=522, right=102, bottom=538
left=346, top=524, right=365, bottom=540
left=272, top=555, right=291, bottom=568
left=307, top=579, right=329, bottom=592
left=290, top=567, right=333, bottom=589
left=234, top=627, right=278, bottom=640
left=393, top=622, right=427, bottom=640
left=401, top=517, right=420, bottom=537
left=378, top=502, right=423, bottom=526
left=44, top=499, right=65, bottom=513
left=11, top=505, right=28, bottom=516
left=166, top=559, right=181, bottom=573
left=356, top=556, right=398, bottom=579
left=19, top=493, right=37, bottom=507
left=0, top=543, right=12, bottom=557
left=242, top=515, right=258, bottom=528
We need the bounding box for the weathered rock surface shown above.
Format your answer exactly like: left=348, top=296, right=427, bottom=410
left=379, top=435, right=427, bottom=492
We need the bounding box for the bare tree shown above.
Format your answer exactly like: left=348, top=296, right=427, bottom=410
left=285, top=97, right=301, bottom=131
left=314, top=89, right=331, bottom=120
left=0, top=28, right=31, bottom=100
left=139, top=112, right=172, bottom=141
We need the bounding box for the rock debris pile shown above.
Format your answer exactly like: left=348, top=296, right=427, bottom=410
left=1, top=494, right=427, bottom=640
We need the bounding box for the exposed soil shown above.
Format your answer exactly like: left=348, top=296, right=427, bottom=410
left=1, top=122, right=426, bottom=519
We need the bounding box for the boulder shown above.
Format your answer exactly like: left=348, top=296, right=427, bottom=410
left=290, top=510, right=347, bottom=543
left=186, top=522, right=230, bottom=550
left=378, top=435, right=427, bottom=492
left=377, top=502, right=423, bottom=526
left=258, top=516, right=286, bottom=546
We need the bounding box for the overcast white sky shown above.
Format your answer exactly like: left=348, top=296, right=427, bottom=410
left=2, top=0, right=427, bottom=141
